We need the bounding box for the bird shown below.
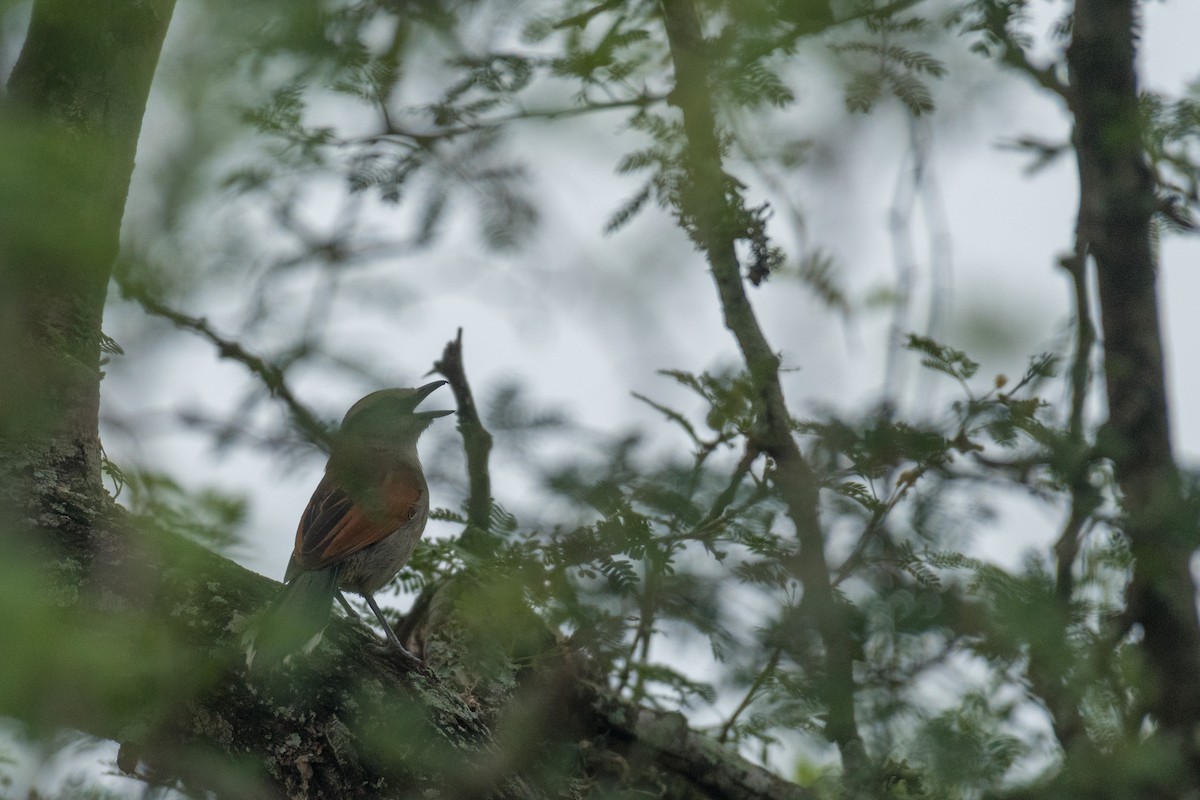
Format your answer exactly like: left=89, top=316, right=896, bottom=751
left=247, top=381, right=452, bottom=668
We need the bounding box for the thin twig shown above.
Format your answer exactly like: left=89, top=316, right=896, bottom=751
left=717, top=647, right=781, bottom=744
left=1052, top=229, right=1097, bottom=602
left=1062, top=234, right=1094, bottom=444
left=628, top=564, right=659, bottom=703
left=696, top=441, right=761, bottom=528
left=982, top=3, right=1070, bottom=99
left=552, top=0, right=624, bottom=30
left=345, top=94, right=665, bottom=149
left=832, top=481, right=911, bottom=587
left=121, top=285, right=330, bottom=449
left=747, top=0, right=927, bottom=64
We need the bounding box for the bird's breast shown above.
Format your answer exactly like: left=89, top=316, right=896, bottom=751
left=336, top=509, right=429, bottom=595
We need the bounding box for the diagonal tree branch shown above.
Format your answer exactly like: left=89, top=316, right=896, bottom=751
left=657, top=0, right=866, bottom=777
left=118, top=286, right=332, bottom=450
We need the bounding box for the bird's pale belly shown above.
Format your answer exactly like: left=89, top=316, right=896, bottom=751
left=337, top=516, right=426, bottom=595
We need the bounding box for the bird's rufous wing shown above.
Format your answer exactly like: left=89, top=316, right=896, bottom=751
left=292, top=464, right=424, bottom=572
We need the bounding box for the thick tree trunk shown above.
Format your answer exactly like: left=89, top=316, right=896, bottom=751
left=0, top=0, right=174, bottom=505
left=1067, top=0, right=1200, bottom=777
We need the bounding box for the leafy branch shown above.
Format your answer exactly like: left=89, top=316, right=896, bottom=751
left=658, top=0, right=867, bottom=776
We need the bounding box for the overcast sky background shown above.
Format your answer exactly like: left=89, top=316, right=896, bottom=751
left=98, top=0, right=1200, bottom=581
left=6, top=0, right=1200, bottom=792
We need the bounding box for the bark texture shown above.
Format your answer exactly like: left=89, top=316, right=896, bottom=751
left=1067, top=0, right=1200, bottom=772
left=1, top=0, right=175, bottom=502
left=3, top=497, right=814, bottom=799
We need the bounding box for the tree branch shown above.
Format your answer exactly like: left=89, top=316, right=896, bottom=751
left=658, top=0, right=866, bottom=776
left=595, top=691, right=815, bottom=800
left=119, top=287, right=332, bottom=450
left=6, top=502, right=529, bottom=799
left=8, top=485, right=821, bottom=800
left=347, top=94, right=666, bottom=150
left=1, top=0, right=175, bottom=500
left=433, top=328, right=495, bottom=551
left=1067, top=0, right=1200, bottom=773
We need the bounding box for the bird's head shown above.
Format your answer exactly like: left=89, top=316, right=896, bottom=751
left=338, top=381, right=453, bottom=445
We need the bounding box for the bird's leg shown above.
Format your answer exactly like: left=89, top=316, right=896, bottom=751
left=336, top=591, right=360, bottom=618
left=364, top=594, right=411, bottom=654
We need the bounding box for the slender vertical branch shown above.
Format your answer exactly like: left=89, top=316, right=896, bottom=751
left=1052, top=234, right=1097, bottom=603
left=1021, top=76, right=1103, bottom=763
left=1063, top=243, right=1094, bottom=444
left=433, top=328, right=495, bottom=551
left=658, top=0, right=865, bottom=773
left=1067, top=0, right=1200, bottom=772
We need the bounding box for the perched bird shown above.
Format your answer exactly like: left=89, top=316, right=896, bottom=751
left=248, top=382, right=451, bottom=667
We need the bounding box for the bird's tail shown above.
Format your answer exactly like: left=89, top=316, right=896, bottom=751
left=245, top=567, right=341, bottom=670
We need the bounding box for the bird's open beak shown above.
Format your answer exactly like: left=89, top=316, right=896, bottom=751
left=414, top=380, right=454, bottom=419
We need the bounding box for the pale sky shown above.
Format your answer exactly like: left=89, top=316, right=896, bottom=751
left=102, top=0, right=1200, bottom=580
